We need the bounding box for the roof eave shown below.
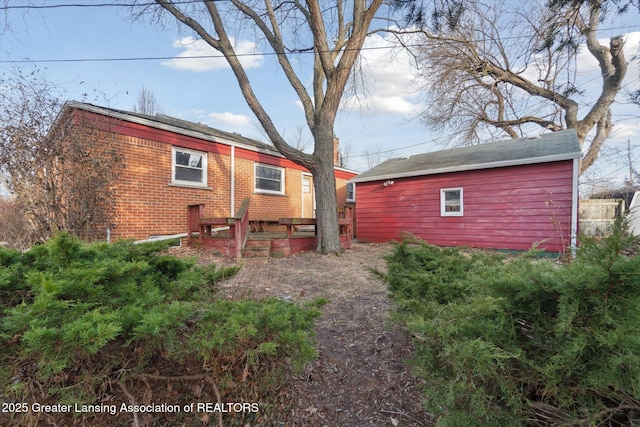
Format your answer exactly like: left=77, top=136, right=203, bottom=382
left=334, top=165, right=360, bottom=175
left=64, top=101, right=355, bottom=174
left=349, top=152, right=582, bottom=183
left=65, top=101, right=283, bottom=158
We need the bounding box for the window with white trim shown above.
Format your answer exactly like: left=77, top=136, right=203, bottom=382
left=346, top=182, right=356, bottom=202
left=172, top=147, right=207, bottom=186
left=255, top=163, right=285, bottom=194
left=441, top=188, right=463, bottom=216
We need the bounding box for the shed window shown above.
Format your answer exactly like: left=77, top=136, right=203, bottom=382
left=346, top=182, right=356, bottom=202
left=173, top=147, right=207, bottom=186
left=255, top=164, right=284, bottom=194
left=441, top=188, right=463, bottom=216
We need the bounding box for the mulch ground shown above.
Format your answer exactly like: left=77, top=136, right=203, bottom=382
left=176, top=242, right=434, bottom=426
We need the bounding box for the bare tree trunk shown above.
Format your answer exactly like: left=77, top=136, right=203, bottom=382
left=310, top=128, right=340, bottom=254
left=148, top=0, right=383, bottom=253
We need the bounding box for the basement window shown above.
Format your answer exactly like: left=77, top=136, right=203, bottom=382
left=441, top=188, right=463, bottom=216
left=255, top=163, right=285, bottom=194
left=173, top=147, right=207, bottom=186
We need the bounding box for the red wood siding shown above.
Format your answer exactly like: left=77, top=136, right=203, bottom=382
left=355, top=161, right=575, bottom=252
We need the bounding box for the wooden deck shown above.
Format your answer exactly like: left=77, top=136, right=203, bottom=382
left=189, top=225, right=351, bottom=259
left=186, top=199, right=353, bottom=260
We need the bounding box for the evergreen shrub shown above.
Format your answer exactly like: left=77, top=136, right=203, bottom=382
left=0, top=233, right=322, bottom=425
left=382, top=217, right=640, bottom=426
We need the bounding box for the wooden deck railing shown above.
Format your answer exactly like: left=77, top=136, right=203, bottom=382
left=278, top=206, right=353, bottom=239
left=234, top=198, right=250, bottom=262
left=278, top=217, right=318, bottom=238
left=192, top=202, right=353, bottom=258
left=338, top=206, right=353, bottom=240
left=197, top=197, right=251, bottom=262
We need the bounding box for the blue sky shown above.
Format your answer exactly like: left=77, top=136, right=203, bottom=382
left=1, top=0, right=640, bottom=190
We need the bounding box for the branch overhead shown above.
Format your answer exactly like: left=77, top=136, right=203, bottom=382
left=138, top=0, right=386, bottom=253
left=404, top=0, right=628, bottom=174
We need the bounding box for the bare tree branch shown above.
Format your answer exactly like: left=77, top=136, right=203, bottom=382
left=131, top=86, right=165, bottom=115
left=142, top=0, right=386, bottom=253
left=409, top=0, right=628, bottom=173
left=0, top=68, right=123, bottom=244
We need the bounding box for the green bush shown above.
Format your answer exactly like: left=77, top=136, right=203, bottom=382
left=0, top=233, right=321, bottom=425
left=382, top=217, right=640, bottom=426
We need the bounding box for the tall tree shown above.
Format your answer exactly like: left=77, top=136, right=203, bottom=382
left=0, top=68, right=122, bottom=243
left=401, top=0, right=633, bottom=174
left=135, top=0, right=384, bottom=254
left=131, top=86, right=165, bottom=115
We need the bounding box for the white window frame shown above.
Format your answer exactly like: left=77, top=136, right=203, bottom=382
left=254, top=163, right=285, bottom=195
left=302, top=175, right=312, bottom=194
left=346, top=182, right=356, bottom=202
left=172, top=147, right=207, bottom=187
left=440, top=187, right=463, bottom=216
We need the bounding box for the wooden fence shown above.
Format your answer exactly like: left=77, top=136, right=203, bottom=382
left=579, top=199, right=624, bottom=236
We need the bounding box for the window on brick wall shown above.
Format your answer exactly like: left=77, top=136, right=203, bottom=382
left=255, top=163, right=284, bottom=194
left=172, top=147, right=207, bottom=186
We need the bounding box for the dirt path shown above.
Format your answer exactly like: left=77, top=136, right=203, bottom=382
left=203, top=242, right=434, bottom=426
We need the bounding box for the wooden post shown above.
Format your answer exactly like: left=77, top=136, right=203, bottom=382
left=235, top=217, right=242, bottom=263
left=187, top=204, right=204, bottom=237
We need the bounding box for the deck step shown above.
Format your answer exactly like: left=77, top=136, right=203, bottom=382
left=243, top=239, right=271, bottom=258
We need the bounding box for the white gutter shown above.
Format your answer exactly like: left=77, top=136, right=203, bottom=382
left=133, top=233, right=188, bottom=244
left=231, top=145, right=235, bottom=216
left=350, top=152, right=582, bottom=183
left=571, top=158, right=580, bottom=256
left=132, top=229, right=228, bottom=245
left=334, top=165, right=361, bottom=175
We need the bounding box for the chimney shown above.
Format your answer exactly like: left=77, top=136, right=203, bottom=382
left=333, top=134, right=340, bottom=166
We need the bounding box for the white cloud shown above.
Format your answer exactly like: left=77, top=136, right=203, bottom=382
left=341, top=30, right=422, bottom=116
left=360, top=95, right=420, bottom=115
left=162, top=36, right=263, bottom=71
left=610, top=122, right=640, bottom=140
left=207, top=111, right=252, bottom=127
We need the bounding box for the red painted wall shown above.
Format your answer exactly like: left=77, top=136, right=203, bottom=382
left=355, top=161, right=575, bottom=252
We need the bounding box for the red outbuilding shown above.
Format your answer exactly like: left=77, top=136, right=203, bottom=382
left=350, top=130, right=581, bottom=253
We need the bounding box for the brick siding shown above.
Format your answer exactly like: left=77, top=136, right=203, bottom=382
left=100, top=128, right=355, bottom=240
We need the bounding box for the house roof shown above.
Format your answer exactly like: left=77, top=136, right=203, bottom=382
left=64, top=101, right=278, bottom=154
left=350, top=129, right=582, bottom=183
left=64, top=101, right=359, bottom=175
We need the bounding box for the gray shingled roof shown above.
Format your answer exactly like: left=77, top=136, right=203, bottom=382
left=65, top=101, right=278, bottom=154
left=351, top=129, right=582, bottom=183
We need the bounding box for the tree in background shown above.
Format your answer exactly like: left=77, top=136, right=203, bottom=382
left=134, top=0, right=384, bottom=254
left=0, top=68, right=123, bottom=244
left=399, top=0, right=634, bottom=174
left=0, top=198, right=34, bottom=250
left=131, top=86, right=165, bottom=115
